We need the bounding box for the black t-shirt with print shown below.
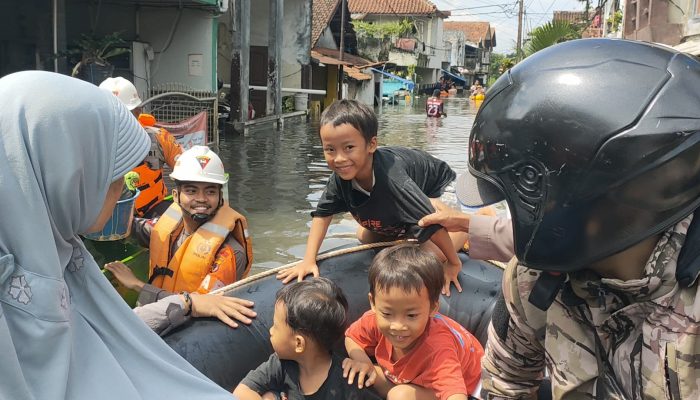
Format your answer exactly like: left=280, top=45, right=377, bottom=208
left=311, top=146, right=456, bottom=243
left=240, top=353, right=377, bottom=400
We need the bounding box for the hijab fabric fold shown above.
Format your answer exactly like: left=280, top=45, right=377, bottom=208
left=0, top=71, right=232, bottom=400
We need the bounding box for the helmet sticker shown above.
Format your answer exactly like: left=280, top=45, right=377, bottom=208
left=196, top=155, right=210, bottom=170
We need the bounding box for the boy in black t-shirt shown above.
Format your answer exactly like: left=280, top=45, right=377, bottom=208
left=277, top=99, right=467, bottom=296
left=233, top=278, right=373, bottom=400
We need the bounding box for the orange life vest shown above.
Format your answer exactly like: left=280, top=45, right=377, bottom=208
left=133, top=125, right=168, bottom=217
left=148, top=203, right=253, bottom=293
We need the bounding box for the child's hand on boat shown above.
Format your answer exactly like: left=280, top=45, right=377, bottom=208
left=104, top=261, right=145, bottom=291
left=341, top=358, right=377, bottom=389
left=442, top=261, right=463, bottom=297
left=190, top=292, right=256, bottom=329
left=276, top=260, right=320, bottom=283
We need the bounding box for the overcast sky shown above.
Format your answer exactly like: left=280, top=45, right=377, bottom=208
left=433, top=0, right=585, bottom=53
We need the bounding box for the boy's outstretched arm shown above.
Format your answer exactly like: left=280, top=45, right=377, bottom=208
left=430, top=228, right=463, bottom=297
left=343, top=337, right=378, bottom=389
left=277, top=216, right=332, bottom=283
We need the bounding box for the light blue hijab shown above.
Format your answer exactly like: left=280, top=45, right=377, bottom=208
left=0, top=71, right=233, bottom=400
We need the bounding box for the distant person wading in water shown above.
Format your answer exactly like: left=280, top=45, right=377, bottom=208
left=426, top=89, right=446, bottom=118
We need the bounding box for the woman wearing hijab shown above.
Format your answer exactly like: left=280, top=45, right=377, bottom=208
left=0, top=71, right=236, bottom=400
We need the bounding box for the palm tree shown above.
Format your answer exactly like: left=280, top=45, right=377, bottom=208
left=524, top=21, right=579, bottom=57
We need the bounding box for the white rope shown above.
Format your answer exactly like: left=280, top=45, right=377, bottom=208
left=210, top=241, right=505, bottom=295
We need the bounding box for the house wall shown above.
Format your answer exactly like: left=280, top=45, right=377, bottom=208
left=63, top=2, right=216, bottom=91
left=427, top=17, right=446, bottom=69
left=350, top=78, right=375, bottom=105
left=416, top=66, right=435, bottom=84
left=388, top=51, right=419, bottom=66
left=317, top=27, right=338, bottom=48
left=140, top=8, right=217, bottom=91
left=355, top=13, right=445, bottom=80
left=443, top=30, right=465, bottom=67
left=623, top=0, right=683, bottom=44
left=247, top=0, right=310, bottom=90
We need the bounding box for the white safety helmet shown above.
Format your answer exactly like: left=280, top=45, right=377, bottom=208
left=170, top=145, right=228, bottom=185
left=99, top=77, right=143, bottom=110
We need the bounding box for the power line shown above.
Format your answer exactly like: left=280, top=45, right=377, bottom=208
left=441, top=3, right=516, bottom=11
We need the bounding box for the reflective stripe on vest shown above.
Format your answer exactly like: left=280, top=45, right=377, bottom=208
left=148, top=203, right=253, bottom=293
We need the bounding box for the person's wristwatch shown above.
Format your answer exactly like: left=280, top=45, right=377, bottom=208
left=180, top=291, right=193, bottom=316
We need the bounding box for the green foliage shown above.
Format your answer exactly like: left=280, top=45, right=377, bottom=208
left=352, top=19, right=414, bottom=39
left=488, top=53, right=515, bottom=85
left=282, top=96, right=295, bottom=113
left=60, top=32, right=130, bottom=77
left=524, top=21, right=579, bottom=57
left=406, top=64, right=416, bottom=79
left=607, top=10, right=623, bottom=32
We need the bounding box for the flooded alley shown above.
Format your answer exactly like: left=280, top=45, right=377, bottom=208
left=219, top=95, right=480, bottom=272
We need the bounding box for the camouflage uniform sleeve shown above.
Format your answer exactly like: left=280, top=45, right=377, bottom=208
left=481, top=260, right=547, bottom=399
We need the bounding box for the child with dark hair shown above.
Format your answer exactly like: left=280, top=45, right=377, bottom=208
left=233, top=278, right=372, bottom=400
left=278, top=99, right=467, bottom=296
left=343, top=244, right=483, bottom=400
left=426, top=89, right=446, bottom=118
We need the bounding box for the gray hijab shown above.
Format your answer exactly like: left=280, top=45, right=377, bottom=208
left=0, top=71, right=232, bottom=400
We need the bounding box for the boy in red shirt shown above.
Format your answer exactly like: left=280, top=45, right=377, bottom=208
left=343, top=244, right=484, bottom=400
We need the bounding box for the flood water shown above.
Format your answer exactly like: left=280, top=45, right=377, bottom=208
left=219, top=95, right=481, bottom=274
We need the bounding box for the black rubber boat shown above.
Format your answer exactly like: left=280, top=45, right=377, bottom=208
left=162, top=242, right=505, bottom=392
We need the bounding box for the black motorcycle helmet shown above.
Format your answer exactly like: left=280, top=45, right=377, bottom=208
left=457, top=39, right=700, bottom=273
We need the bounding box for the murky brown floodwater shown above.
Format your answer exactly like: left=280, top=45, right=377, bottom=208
left=218, top=95, right=481, bottom=274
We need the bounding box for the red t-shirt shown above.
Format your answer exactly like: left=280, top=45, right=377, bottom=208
left=346, top=310, right=484, bottom=399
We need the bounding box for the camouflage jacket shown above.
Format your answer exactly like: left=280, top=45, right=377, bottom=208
left=482, top=215, right=700, bottom=399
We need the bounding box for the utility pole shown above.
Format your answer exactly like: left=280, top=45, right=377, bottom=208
left=338, top=0, right=346, bottom=100
left=516, top=0, right=524, bottom=61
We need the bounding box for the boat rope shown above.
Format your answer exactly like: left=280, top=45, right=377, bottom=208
left=211, top=240, right=405, bottom=294
left=211, top=241, right=507, bottom=295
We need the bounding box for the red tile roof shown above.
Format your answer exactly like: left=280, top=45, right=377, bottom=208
left=444, top=21, right=492, bottom=45
left=312, top=0, right=341, bottom=47
left=348, top=0, right=445, bottom=16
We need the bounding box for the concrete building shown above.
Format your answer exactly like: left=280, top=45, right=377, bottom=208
left=348, top=0, right=450, bottom=84
left=310, top=0, right=377, bottom=108
left=218, top=0, right=312, bottom=123
left=443, top=21, right=496, bottom=86
left=1, top=0, right=226, bottom=96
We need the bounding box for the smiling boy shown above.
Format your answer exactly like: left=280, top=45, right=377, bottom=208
left=343, top=244, right=483, bottom=400
left=278, top=100, right=467, bottom=296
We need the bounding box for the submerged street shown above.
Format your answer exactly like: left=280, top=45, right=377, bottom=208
left=219, top=95, right=480, bottom=273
